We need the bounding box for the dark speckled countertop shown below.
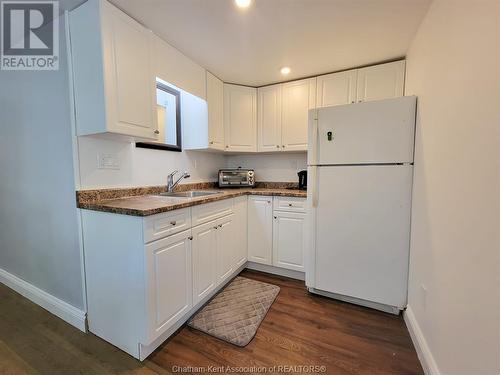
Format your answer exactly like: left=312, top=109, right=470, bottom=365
left=77, top=182, right=307, bottom=217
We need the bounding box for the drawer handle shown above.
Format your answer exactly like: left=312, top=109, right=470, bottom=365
left=170, top=221, right=177, bottom=226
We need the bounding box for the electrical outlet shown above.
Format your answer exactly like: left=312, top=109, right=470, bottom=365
left=97, top=153, right=120, bottom=170
left=420, top=284, right=427, bottom=310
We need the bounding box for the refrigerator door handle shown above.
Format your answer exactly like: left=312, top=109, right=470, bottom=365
left=310, top=113, right=319, bottom=165
left=311, top=166, right=318, bottom=207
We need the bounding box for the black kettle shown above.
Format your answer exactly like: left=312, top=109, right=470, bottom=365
left=298, top=170, right=307, bottom=190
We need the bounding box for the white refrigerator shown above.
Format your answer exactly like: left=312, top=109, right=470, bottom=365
left=306, top=96, right=416, bottom=314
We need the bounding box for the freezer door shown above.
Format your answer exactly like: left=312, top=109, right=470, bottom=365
left=313, top=96, right=416, bottom=165
left=314, top=165, right=412, bottom=308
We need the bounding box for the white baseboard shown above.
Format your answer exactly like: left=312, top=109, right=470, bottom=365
left=0, top=268, right=86, bottom=332
left=403, top=305, right=441, bottom=375
left=245, top=262, right=305, bottom=281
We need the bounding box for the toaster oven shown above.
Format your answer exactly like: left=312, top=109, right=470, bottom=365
left=218, top=169, right=255, bottom=187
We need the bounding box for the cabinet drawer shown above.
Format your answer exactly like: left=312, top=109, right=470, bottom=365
left=273, top=197, right=307, bottom=213
left=143, top=208, right=191, bottom=243
left=191, top=199, right=233, bottom=227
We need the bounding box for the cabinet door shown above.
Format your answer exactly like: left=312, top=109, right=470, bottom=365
left=145, top=229, right=192, bottom=343
left=216, top=214, right=236, bottom=285
left=103, top=2, right=157, bottom=139
left=224, top=84, right=257, bottom=152
left=233, top=196, right=248, bottom=268
left=247, top=196, right=273, bottom=265
left=192, top=221, right=217, bottom=305
left=273, top=211, right=306, bottom=272
left=153, top=34, right=206, bottom=100
left=206, top=71, right=225, bottom=150
left=316, top=70, right=357, bottom=107
left=281, top=78, right=316, bottom=151
left=356, top=61, right=405, bottom=103
left=257, top=84, right=282, bottom=152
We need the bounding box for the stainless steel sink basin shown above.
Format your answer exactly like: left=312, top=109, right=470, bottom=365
left=158, top=190, right=221, bottom=198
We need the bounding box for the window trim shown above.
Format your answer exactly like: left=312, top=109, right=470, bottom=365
left=136, top=82, right=182, bottom=152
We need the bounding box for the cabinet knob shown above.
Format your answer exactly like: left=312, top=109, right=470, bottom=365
left=154, top=130, right=160, bottom=134
left=267, top=201, right=271, bottom=204
left=282, top=145, right=285, bottom=148
left=351, top=101, right=355, bottom=104
left=218, top=224, right=222, bottom=228
left=213, top=226, right=218, bottom=230
left=288, top=203, right=292, bottom=207
left=209, top=141, right=214, bottom=145
left=170, top=221, right=176, bottom=226
left=188, top=236, right=193, bottom=241
left=274, top=216, right=277, bottom=219
left=225, top=145, right=229, bottom=148
left=276, top=145, right=280, bottom=148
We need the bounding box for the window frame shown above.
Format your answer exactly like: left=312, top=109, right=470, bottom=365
left=136, top=82, right=182, bottom=152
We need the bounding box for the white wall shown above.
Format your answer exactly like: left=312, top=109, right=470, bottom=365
left=77, top=137, right=225, bottom=189
left=405, top=1, right=500, bottom=374
left=0, top=18, right=85, bottom=309
left=226, top=153, right=307, bottom=183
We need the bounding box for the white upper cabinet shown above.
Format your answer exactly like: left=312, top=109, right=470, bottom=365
left=257, top=84, right=282, bottom=152
left=206, top=72, right=225, bottom=150
left=70, top=0, right=157, bottom=140
left=317, top=70, right=358, bottom=107
left=224, top=84, right=257, bottom=152
left=152, top=34, right=206, bottom=100
left=356, top=61, right=405, bottom=103
left=281, top=78, right=317, bottom=151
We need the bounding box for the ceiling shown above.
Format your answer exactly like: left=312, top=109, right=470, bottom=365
left=106, top=0, right=430, bottom=86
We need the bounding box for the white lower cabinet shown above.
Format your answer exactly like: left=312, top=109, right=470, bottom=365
left=82, top=194, right=306, bottom=361
left=247, top=196, right=273, bottom=265
left=248, top=196, right=307, bottom=273
left=216, top=214, right=236, bottom=285
left=82, top=196, right=246, bottom=361
left=145, top=229, right=192, bottom=343
left=191, top=221, right=217, bottom=305
left=233, top=196, right=248, bottom=268
left=272, top=211, right=306, bottom=272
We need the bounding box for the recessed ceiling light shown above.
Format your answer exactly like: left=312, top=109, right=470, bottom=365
left=235, top=0, right=251, bottom=8
left=280, top=66, right=291, bottom=75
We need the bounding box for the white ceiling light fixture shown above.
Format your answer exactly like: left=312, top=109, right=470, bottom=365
left=280, top=66, right=291, bottom=75
left=234, top=0, right=252, bottom=9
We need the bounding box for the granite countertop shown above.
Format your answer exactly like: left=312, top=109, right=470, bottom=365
left=77, top=182, right=307, bottom=217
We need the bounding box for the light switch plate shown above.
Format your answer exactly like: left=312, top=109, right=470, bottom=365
left=97, top=153, right=120, bottom=170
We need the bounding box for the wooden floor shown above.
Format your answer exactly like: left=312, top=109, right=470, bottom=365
left=0, top=270, right=423, bottom=375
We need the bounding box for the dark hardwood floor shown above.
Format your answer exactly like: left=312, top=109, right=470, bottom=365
left=0, top=270, right=423, bottom=375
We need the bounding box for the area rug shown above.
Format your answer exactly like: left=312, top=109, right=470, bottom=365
left=187, top=276, right=280, bottom=346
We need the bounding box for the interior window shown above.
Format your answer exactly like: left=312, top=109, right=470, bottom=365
left=136, top=81, right=182, bottom=152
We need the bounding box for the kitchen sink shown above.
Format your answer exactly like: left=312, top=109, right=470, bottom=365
left=158, top=190, right=221, bottom=198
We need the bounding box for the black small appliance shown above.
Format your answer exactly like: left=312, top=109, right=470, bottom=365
left=298, top=170, right=307, bottom=190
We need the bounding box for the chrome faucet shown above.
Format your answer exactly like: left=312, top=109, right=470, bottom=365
left=167, top=170, right=190, bottom=192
